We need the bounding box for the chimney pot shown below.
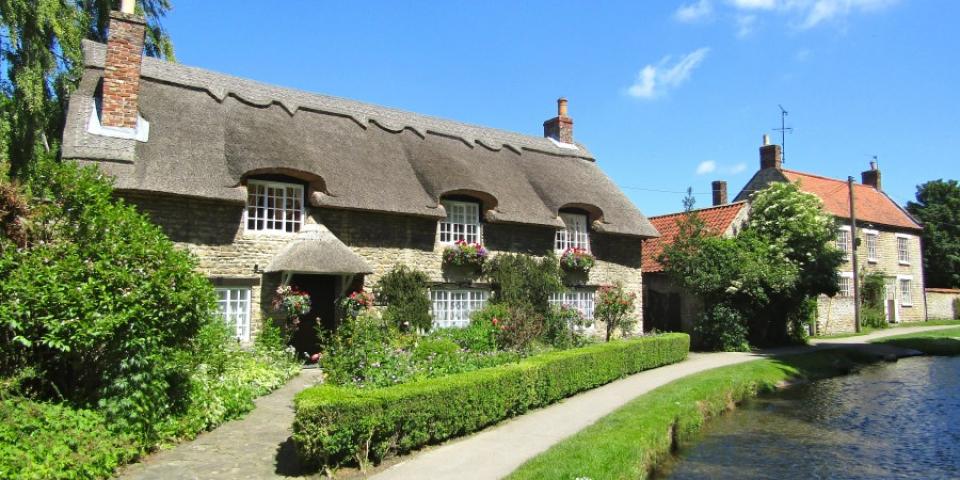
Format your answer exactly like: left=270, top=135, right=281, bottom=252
left=712, top=180, right=728, bottom=206
left=762, top=133, right=770, bottom=146
left=120, top=0, right=135, bottom=14
left=543, top=97, right=574, bottom=144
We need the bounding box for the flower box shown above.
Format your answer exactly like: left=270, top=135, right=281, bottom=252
left=442, top=240, right=488, bottom=269
left=560, top=247, right=595, bottom=273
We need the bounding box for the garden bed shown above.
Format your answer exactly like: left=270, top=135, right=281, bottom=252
left=292, top=332, right=690, bottom=471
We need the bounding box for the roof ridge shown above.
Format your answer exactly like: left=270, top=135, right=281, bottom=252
left=81, top=40, right=593, bottom=160
left=648, top=200, right=747, bottom=220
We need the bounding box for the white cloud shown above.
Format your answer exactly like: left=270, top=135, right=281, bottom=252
left=675, top=0, right=713, bottom=22
left=729, top=0, right=777, bottom=10
left=627, top=48, right=711, bottom=100
left=736, top=14, right=757, bottom=37
left=696, top=160, right=717, bottom=175
left=798, top=0, right=899, bottom=29
left=795, top=48, right=812, bottom=61
left=727, top=162, right=748, bottom=174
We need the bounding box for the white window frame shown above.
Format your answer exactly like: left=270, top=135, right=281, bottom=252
left=863, top=229, right=879, bottom=263
left=216, top=287, right=251, bottom=341
left=439, top=200, right=483, bottom=244
left=430, top=288, right=489, bottom=329
left=896, top=234, right=911, bottom=265
left=555, top=212, right=591, bottom=253
left=244, top=180, right=304, bottom=234
left=897, top=275, right=913, bottom=307
left=550, top=289, right=596, bottom=328
left=836, top=226, right=851, bottom=260
left=837, top=271, right=854, bottom=298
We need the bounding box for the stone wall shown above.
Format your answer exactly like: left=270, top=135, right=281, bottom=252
left=815, top=295, right=856, bottom=335
left=124, top=192, right=646, bottom=339
left=926, top=289, right=960, bottom=320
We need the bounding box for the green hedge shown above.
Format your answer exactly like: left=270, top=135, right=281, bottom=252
left=293, top=333, right=689, bottom=469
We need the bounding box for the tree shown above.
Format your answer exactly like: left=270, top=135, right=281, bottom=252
left=0, top=0, right=175, bottom=178
left=907, top=179, right=960, bottom=289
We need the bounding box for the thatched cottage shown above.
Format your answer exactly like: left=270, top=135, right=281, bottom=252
left=60, top=8, right=659, bottom=354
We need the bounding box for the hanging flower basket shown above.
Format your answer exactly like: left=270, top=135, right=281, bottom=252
left=442, top=240, right=488, bottom=269
left=338, top=289, right=375, bottom=318
left=272, top=285, right=311, bottom=318
left=560, top=247, right=595, bottom=273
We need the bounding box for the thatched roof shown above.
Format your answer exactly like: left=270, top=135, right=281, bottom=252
left=266, top=224, right=372, bottom=275
left=62, top=41, right=658, bottom=238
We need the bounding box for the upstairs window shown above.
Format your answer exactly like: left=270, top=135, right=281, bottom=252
left=897, top=236, right=910, bottom=264
left=836, top=227, right=850, bottom=259
left=216, top=287, right=251, bottom=341
left=439, top=200, right=482, bottom=244
left=556, top=212, right=590, bottom=253
left=245, top=180, right=303, bottom=233
left=865, top=231, right=879, bottom=263
left=430, top=288, right=489, bottom=329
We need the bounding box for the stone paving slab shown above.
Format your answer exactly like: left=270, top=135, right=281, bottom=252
left=115, top=368, right=323, bottom=480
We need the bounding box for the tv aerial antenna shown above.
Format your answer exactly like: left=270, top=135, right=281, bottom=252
left=774, top=105, right=793, bottom=163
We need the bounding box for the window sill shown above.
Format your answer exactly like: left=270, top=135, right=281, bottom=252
left=899, top=261, right=911, bottom=266
left=901, top=304, right=913, bottom=308
left=867, top=258, right=878, bottom=264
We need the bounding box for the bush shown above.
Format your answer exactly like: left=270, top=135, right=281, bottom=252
left=543, top=305, right=591, bottom=349
left=0, top=398, right=139, bottom=480
left=292, top=333, right=690, bottom=470
left=0, top=160, right=220, bottom=440
left=412, top=338, right=460, bottom=362
left=483, top=253, right=563, bottom=315
left=954, top=298, right=960, bottom=320
left=595, top=283, right=638, bottom=342
left=375, top=265, right=432, bottom=331
left=861, top=306, right=888, bottom=330
left=696, top=303, right=749, bottom=351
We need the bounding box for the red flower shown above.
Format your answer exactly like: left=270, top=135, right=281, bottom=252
left=492, top=318, right=499, bottom=326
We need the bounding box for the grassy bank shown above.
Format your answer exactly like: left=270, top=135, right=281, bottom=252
left=872, top=326, right=960, bottom=355
left=508, top=349, right=879, bottom=480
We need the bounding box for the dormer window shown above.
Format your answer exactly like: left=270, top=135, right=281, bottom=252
left=556, top=212, right=590, bottom=253
left=245, top=180, right=304, bottom=233
left=439, top=200, right=482, bottom=244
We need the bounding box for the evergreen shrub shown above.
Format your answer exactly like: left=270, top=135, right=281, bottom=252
left=375, top=265, right=432, bottom=331
left=292, top=333, right=690, bottom=470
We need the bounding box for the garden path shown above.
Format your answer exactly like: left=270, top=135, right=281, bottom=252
left=115, top=368, right=323, bottom=480
left=370, top=325, right=956, bottom=480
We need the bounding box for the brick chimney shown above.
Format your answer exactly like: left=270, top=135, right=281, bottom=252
left=712, top=180, right=728, bottom=206
left=861, top=161, right=881, bottom=190
left=543, top=97, right=574, bottom=144
left=759, top=133, right=782, bottom=170
left=101, top=0, right=145, bottom=129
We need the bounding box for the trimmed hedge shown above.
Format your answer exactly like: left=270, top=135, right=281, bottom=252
left=293, top=333, right=689, bottom=469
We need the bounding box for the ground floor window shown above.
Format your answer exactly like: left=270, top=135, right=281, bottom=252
left=838, top=272, right=854, bottom=297
left=216, top=287, right=251, bottom=341
left=430, top=288, right=489, bottom=328
left=898, top=277, right=913, bottom=306
left=550, top=289, right=596, bottom=321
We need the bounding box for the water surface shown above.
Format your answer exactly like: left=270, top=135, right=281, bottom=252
left=658, top=356, right=960, bottom=480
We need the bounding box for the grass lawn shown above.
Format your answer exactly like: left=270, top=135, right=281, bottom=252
left=871, top=326, right=960, bottom=355
left=813, top=319, right=960, bottom=340
left=507, top=349, right=878, bottom=480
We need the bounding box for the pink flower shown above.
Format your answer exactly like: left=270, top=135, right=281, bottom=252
left=309, top=353, right=320, bottom=363
left=492, top=318, right=499, bottom=326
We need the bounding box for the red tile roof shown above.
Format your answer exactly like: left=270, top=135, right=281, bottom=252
left=642, top=202, right=747, bottom=273
left=926, top=288, right=960, bottom=294
left=780, top=170, right=921, bottom=230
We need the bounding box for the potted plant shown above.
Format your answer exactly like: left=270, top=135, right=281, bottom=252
left=272, top=285, right=311, bottom=338
left=338, top=289, right=375, bottom=319
left=560, top=247, right=595, bottom=273
left=442, top=240, right=488, bottom=270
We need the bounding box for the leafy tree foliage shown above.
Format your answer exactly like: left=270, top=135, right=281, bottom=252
left=0, top=0, right=175, bottom=178
left=907, top=179, right=960, bottom=288
left=661, top=182, right=843, bottom=349
left=0, top=158, right=219, bottom=440
left=375, top=264, right=432, bottom=331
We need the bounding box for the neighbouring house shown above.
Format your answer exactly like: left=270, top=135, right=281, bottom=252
left=59, top=7, right=659, bottom=355
left=734, top=135, right=926, bottom=334
left=641, top=181, right=750, bottom=335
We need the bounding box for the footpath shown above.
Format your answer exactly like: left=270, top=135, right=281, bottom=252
left=114, top=325, right=954, bottom=480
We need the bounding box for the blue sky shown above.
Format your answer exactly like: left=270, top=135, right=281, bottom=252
left=162, top=1, right=958, bottom=216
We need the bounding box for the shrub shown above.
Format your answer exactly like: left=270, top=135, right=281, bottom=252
left=543, top=305, right=592, bottom=349
left=292, top=333, right=690, bottom=470
left=0, top=398, right=139, bottom=480
left=0, top=160, right=220, bottom=440
left=595, top=283, right=638, bottom=342
left=376, top=265, right=432, bottom=331
left=483, top=253, right=563, bottom=315
left=954, top=298, right=960, bottom=320
left=412, top=338, right=460, bottom=362
left=861, top=306, right=888, bottom=329
left=321, top=311, right=411, bottom=388
left=696, top=303, right=750, bottom=351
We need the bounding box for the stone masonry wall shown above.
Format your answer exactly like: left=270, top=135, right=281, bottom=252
left=125, top=193, right=646, bottom=339
left=926, top=290, right=960, bottom=320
